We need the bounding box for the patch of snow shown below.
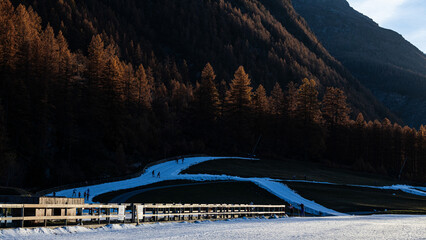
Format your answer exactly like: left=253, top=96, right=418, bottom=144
left=281, top=180, right=426, bottom=197
left=2, top=215, right=426, bottom=240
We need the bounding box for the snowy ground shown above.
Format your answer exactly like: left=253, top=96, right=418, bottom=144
left=50, top=156, right=425, bottom=216
left=50, top=156, right=345, bottom=216
left=2, top=215, right=426, bottom=240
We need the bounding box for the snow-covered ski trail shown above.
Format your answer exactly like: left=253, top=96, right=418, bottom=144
left=50, top=156, right=346, bottom=216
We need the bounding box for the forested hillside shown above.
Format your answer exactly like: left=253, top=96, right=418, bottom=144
left=0, top=0, right=424, bottom=190
left=293, top=0, right=426, bottom=127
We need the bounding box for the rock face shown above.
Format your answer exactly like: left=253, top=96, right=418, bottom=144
left=293, top=0, right=426, bottom=127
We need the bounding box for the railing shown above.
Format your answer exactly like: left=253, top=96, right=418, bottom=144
left=0, top=203, right=286, bottom=228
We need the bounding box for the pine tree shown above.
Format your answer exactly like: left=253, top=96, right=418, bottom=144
left=321, top=87, right=351, bottom=126
left=295, top=78, right=322, bottom=124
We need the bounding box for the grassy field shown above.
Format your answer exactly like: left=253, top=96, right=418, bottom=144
left=285, top=182, right=426, bottom=214
left=183, top=158, right=414, bottom=186
left=93, top=180, right=200, bottom=203
left=0, top=187, right=30, bottom=196
left=94, top=180, right=286, bottom=205
left=126, top=181, right=286, bottom=204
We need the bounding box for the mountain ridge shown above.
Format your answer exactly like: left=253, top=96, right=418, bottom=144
left=293, top=0, right=426, bottom=127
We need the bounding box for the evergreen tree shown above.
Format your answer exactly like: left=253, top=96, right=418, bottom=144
left=322, top=87, right=351, bottom=126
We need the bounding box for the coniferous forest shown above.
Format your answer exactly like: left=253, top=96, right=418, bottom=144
left=0, top=0, right=425, bottom=190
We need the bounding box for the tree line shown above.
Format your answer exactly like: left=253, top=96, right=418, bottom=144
left=0, top=0, right=425, bottom=189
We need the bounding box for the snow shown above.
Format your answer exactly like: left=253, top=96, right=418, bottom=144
left=2, top=215, right=426, bottom=240
left=50, top=156, right=345, bottom=216
left=379, top=185, right=426, bottom=197
left=51, top=157, right=252, bottom=202
left=282, top=180, right=426, bottom=197
left=49, top=156, right=425, bottom=216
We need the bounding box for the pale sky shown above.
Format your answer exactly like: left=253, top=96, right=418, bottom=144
left=346, top=0, right=426, bottom=53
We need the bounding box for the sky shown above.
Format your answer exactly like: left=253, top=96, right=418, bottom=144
left=346, top=0, right=426, bottom=53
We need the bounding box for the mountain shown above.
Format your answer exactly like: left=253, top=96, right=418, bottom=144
left=13, top=0, right=396, bottom=121
left=292, top=0, right=426, bottom=127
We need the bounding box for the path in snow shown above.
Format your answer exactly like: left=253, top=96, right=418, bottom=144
left=2, top=215, right=426, bottom=240
left=51, top=156, right=346, bottom=216
left=281, top=180, right=426, bottom=197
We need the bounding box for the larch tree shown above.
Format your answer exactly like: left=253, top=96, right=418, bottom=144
left=135, top=64, right=152, bottom=110
left=321, top=87, right=351, bottom=126
left=296, top=78, right=322, bottom=124
left=87, top=35, right=107, bottom=88
left=270, top=82, right=285, bottom=115
left=195, top=63, right=221, bottom=121
left=252, top=84, right=269, bottom=114
left=286, top=81, right=298, bottom=117
left=0, top=0, right=18, bottom=71
left=227, top=65, right=252, bottom=114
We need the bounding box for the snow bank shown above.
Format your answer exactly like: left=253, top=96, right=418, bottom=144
left=2, top=215, right=426, bottom=240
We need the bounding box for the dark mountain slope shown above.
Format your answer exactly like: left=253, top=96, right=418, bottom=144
left=15, top=0, right=396, bottom=121
left=293, top=0, right=426, bottom=127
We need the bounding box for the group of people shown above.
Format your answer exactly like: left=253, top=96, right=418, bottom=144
left=175, top=157, right=185, bottom=164
left=72, top=188, right=90, bottom=201
left=150, top=157, right=186, bottom=179
left=152, top=170, right=160, bottom=178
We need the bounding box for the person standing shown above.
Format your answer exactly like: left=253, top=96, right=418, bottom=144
left=157, top=171, right=161, bottom=178
left=289, top=204, right=294, bottom=216
left=300, top=204, right=305, bottom=217
left=72, top=189, right=76, bottom=197
left=152, top=170, right=155, bottom=177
